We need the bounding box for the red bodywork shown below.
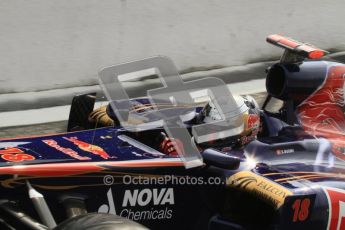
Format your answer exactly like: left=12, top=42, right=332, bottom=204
left=297, top=65, right=345, bottom=159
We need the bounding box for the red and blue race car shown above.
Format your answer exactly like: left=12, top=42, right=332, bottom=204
left=0, top=35, right=345, bottom=230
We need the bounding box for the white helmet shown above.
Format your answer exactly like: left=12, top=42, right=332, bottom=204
left=195, top=95, right=260, bottom=148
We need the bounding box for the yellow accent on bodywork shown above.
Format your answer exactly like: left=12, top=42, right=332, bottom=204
left=227, top=171, right=293, bottom=209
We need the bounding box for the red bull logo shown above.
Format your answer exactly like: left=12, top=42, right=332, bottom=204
left=63, top=137, right=112, bottom=159
left=42, top=139, right=90, bottom=161
left=247, top=114, right=260, bottom=130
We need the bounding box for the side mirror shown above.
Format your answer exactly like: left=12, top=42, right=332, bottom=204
left=202, top=148, right=240, bottom=170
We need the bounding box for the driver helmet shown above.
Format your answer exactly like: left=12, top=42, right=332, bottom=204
left=195, top=95, right=261, bottom=149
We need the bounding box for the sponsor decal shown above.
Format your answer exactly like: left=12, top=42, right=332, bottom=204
left=122, top=188, right=174, bottom=206
left=240, top=113, right=260, bottom=145
left=323, top=187, right=345, bottom=230
left=98, top=188, right=174, bottom=221
left=227, top=171, right=293, bottom=209
left=42, top=139, right=90, bottom=160
left=276, top=148, right=295, bottom=155
left=247, top=113, right=260, bottom=130
left=63, top=137, right=112, bottom=159
left=0, top=147, right=35, bottom=162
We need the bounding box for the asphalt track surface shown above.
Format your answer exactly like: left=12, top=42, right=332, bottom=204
left=0, top=92, right=269, bottom=139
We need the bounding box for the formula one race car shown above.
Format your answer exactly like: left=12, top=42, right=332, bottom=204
left=1, top=35, right=345, bottom=230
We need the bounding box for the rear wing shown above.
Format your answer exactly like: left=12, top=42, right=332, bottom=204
left=267, top=34, right=328, bottom=63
